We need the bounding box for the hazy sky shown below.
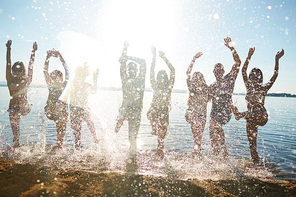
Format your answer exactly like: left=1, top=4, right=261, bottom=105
left=0, top=0, right=295, bottom=93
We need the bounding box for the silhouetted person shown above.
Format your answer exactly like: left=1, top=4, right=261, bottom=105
left=44, top=49, right=69, bottom=149
left=209, top=37, right=241, bottom=160
left=6, top=40, right=37, bottom=148
left=114, top=41, right=146, bottom=155
left=185, top=52, right=210, bottom=157
left=147, top=47, right=175, bottom=159
left=68, top=63, right=99, bottom=149
left=230, top=47, right=284, bottom=164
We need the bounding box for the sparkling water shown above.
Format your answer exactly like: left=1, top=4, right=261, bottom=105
left=0, top=86, right=295, bottom=180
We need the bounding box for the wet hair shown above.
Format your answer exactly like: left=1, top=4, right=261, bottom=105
left=156, top=70, right=169, bottom=88
left=192, top=71, right=208, bottom=91
left=50, top=70, right=63, bottom=81
left=249, top=67, right=263, bottom=83
left=12, top=61, right=26, bottom=75
left=127, top=62, right=137, bottom=71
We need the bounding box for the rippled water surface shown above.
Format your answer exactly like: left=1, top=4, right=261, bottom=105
left=0, top=86, right=295, bottom=180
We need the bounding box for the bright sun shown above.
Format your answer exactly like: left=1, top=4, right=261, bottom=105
left=102, top=0, right=177, bottom=57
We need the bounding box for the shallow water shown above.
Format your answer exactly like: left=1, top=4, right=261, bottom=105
left=0, top=86, right=295, bottom=180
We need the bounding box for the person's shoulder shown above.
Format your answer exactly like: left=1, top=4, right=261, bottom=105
left=209, top=81, right=216, bottom=88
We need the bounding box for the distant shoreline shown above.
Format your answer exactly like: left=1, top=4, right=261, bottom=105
left=1, top=83, right=295, bottom=97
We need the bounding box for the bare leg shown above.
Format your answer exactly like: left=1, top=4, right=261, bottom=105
left=84, top=114, right=99, bottom=144
left=9, top=111, right=21, bottom=148
left=191, top=117, right=206, bottom=155
left=246, top=119, right=259, bottom=164
left=128, top=114, right=141, bottom=156
left=156, top=124, right=167, bottom=159
left=147, top=108, right=157, bottom=135
left=218, top=126, right=228, bottom=159
left=71, top=117, right=82, bottom=149
left=56, top=121, right=66, bottom=148
left=209, top=118, right=220, bottom=156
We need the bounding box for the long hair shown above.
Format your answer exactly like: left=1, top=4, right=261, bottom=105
left=249, top=67, right=263, bottom=83
left=192, top=71, right=208, bottom=92
left=156, top=70, right=169, bottom=89
left=12, top=61, right=26, bottom=75
left=50, top=70, right=63, bottom=81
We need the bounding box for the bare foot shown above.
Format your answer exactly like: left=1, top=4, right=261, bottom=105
left=156, top=149, right=164, bottom=160
left=229, top=104, right=240, bottom=120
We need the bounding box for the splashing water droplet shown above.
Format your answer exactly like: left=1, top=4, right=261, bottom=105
left=285, top=16, right=289, bottom=20
left=213, top=13, right=219, bottom=20
left=267, top=6, right=272, bottom=10
left=285, top=29, right=289, bottom=35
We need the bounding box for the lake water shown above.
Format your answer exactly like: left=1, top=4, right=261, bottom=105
left=0, top=86, right=295, bottom=181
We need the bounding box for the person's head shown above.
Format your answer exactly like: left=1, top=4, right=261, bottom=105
left=75, top=62, right=90, bottom=80
left=50, top=70, right=63, bottom=83
left=213, top=63, right=225, bottom=80
left=127, top=62, right=138, bottom=78
left=192, top=71, right=206, bottom=87
left=12, top=61, right=26, bottom=78
left=157, top=70, right=169, bottom=87
left=249, top=67, right=263, bottom=84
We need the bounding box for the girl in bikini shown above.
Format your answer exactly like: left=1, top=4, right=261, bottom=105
left=230, top=47, right=284, bottom=164
left=6, top=40, right=38, bottom=148
left=44, top=49, right=69, bottom=149
left=147, top=47, right=175, bottom=159
left=185, top=52, right=210, bottom=157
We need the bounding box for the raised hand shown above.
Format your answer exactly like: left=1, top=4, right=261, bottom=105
left=124, top=40, right=130, bottom=48
left=224, top=37, right=234, bottom=49
left=275, top=49, right=284, bottom=60
left=193, top=52, right=203, bottom=60
left=93, top=68, right=99, bottom=80
left=151, top=46, right=156, bottom=56
left=46, top=50, right=53, bottom=58
left=51, top=49, right=60, bottom=57
left=248, top=47, right=255, bottom=58
left=32, top=41, right=38, bottom=51
left=159, top=51, right=165, bottom=58
left=6, top=40, right=12, bottom=48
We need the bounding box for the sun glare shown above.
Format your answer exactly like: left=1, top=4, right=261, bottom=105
left=102, top=0, right=177, bottom=57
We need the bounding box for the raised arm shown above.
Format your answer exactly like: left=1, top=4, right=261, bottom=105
left=43, top=50, right=52, bottom=85
left=159, top=51, right=175, bottom=88
left=92, top=69, right=99, bottom=94
left=186, top=52, right=203, bottom=85
left=265, top=49, right=284, bottom=91
left=27, top=41, right=38, bottom=85
left=224, top=37, right=241, bottom=79
left=242, top=47, right=255, bottom=90
left=6, top=40, right=13, bottom=84
left=150, top=46, right=157, bottom=89
left=53, top=50, right=69, bottom=82
left=120, top=41, right=129, bottom=80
